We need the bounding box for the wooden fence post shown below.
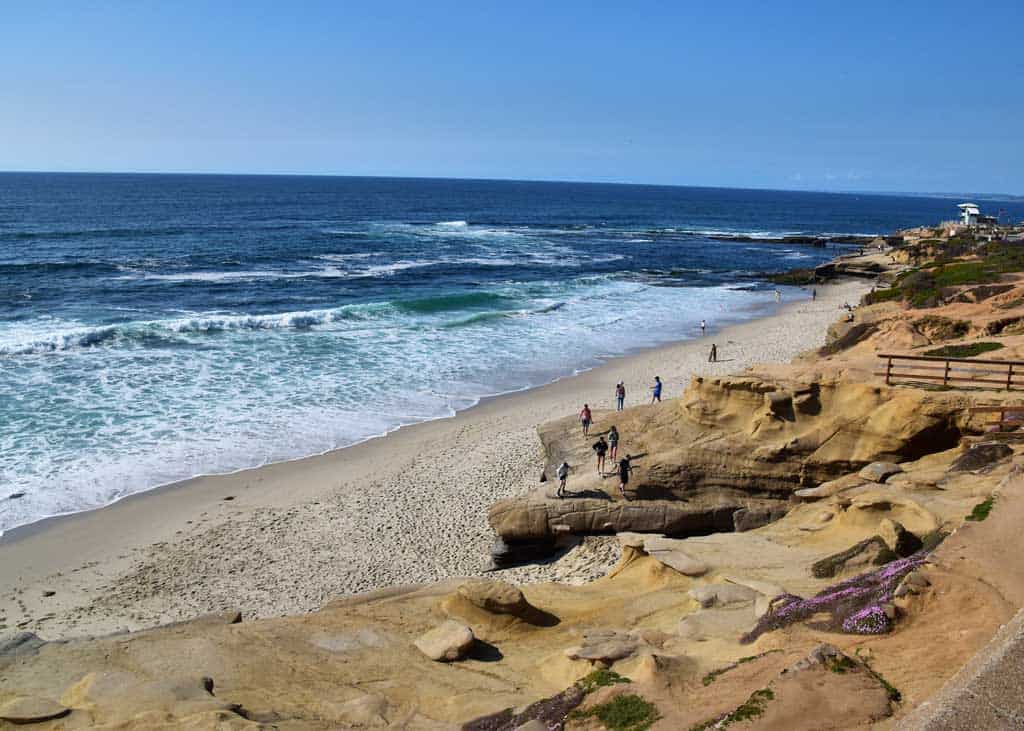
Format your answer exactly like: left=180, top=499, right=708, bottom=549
left=885, top=356, right=893, bottom=385
left=943, top=360, right=951, bottom=386
left=1008, top=363, right=1014, bottom=391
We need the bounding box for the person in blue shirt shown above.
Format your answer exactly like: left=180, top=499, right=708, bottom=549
left=650, top=376, right=662, bottom=403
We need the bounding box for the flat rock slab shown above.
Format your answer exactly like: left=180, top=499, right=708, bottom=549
left=414, top=620, right=474, bottom=662
left=858, top=461, right=903, bottom=483
left=795, top=474, right=866, bottom=501
left=0, top=696, right=70, bottom=724
left=565, top=632, right=639, bottom=663
left=643, top=536, right=709, bottom=576
left=688, top=584, right=758, bottom=608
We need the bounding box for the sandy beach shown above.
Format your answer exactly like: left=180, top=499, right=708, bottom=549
left=0, top=279, right=869, bottom=640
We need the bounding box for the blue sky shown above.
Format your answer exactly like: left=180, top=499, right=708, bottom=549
left=2, top=1, right=1022, bottom=193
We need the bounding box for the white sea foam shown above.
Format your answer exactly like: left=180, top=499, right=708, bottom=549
left=0, top=277, right=797, bottom=533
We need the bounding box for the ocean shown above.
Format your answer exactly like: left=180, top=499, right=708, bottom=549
left=2, top=173, right=1018, bottom=533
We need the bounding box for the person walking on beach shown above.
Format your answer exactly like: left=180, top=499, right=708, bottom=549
left=579, top=404, right=592, bottom=436
left=700, top=319, right=706, bottom=335
left=811, top=288, right=817, bottom=301
left=650, top=376, right=662, bottom=403
left=617, top=454, right=633, bottom=500
left=592, top=435, right=608, bottom=475
left=708, top=343, right=718, bottom=363
left=556, top=461, right=571, bottom=498
left=607, top=425, right=620, bottom=462
left=615, top=381, right=625, bottom=411
left=774, top=289, right=781, bottom=303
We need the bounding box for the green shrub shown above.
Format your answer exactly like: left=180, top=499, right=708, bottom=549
left=826, top=655, right=858, bottom=673
left=864, top=287, right=903, bottom=305
left=900, top=270, right=942, bottom=308
left=578, top=669, right=631, bottom=694
left=572, top=694, right=660, bottom=731
left=923, top=342, right=1004, bottom=358
left=702, top=650, right=782, bottom=686
left=909, top=289, right=941, bottom=308
left=966, top=497, right=994, bottom=521
left=690, top=688, right=775, bottom=730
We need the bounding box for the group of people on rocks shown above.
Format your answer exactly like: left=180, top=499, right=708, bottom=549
left=555, top=378, right=662, bottom=500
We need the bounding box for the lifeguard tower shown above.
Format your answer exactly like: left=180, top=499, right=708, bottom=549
left=958, top=202, right=981, bottom=226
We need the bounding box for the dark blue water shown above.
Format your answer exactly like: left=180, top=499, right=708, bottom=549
left=2, top=173, right=1012, bottom=532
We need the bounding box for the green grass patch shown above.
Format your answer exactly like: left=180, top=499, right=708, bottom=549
left=864, top=287, right=903, bottom=305
left=909, top=288, right=941, bottom=308
left=966, top=497, right=994, bottom=522
left=701, top=650, right=782, bottom=686
left=572, top=694, right=660, bottom=731
left=923, top=342, right=1004, bottom=358
left=578, top=669, right=631, bottom=694
left=691, top=688, right=775, bottom=730
left=825, top=655, right=857, bottom=674
left=932, top=262, right=997, bottom=287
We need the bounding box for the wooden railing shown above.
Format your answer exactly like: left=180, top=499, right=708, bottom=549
left=968, top=405, right=1024, bottom=431
left=876, top=353, right=1024, bottom=390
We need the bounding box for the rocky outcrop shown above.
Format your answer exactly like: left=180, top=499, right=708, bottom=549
left=859, top=461, right=904, bottom=483
left=490, top=377, right=963, bottom=543
left=489, top=494, right=743, bottom=543
left=950, top=442, right=1013, bottom=472
left=413, top=620, right=475, bottom=662
left=811, top=536, right=896, bottom=578
left=733, top=505, right=789, bottom=532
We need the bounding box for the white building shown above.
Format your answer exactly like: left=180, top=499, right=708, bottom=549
left=958, top=202, right=981, bottom=226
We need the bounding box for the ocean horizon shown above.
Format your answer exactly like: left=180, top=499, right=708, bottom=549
left=3, top=173, right=1022, bottom=533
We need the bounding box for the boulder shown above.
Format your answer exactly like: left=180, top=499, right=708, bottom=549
left=413, top=620, right=474, bottom=662
left=0, top=696, right=70, bottom=724
left=878, top=518, right=923, bottom=556
left=858, top=462, right=903, bottom=483
left=457, top=580, right=532, bottom=617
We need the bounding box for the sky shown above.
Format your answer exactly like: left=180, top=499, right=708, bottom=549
left=2, top=1, right=1022, bottom=193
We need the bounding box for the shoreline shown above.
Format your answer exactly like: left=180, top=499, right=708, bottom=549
left=0, top=290, right=792, bottom=543
left=0, top=278, right=871, bottom=639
